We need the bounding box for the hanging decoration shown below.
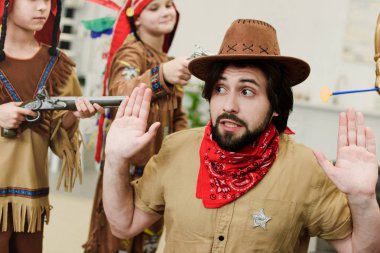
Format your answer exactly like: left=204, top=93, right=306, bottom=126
left=320, top=14, right=380, bottom=103
left=82, top=17, right=116, bottom=38
left=85, top=0, right=121, bottom=10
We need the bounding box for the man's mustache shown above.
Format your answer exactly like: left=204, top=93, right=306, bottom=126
left=216, top=113, right=248, bottom=129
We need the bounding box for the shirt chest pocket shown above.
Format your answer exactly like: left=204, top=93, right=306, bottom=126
left=239, top=199, right=297, bottom=252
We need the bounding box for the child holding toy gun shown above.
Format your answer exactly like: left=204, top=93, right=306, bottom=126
left=0, top=0, right=103, bottom=252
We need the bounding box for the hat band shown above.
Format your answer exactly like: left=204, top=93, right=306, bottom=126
left=219, top=42, right=280, bottom=56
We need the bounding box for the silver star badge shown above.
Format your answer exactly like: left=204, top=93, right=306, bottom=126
left=252, top=209, right=271, bottom=230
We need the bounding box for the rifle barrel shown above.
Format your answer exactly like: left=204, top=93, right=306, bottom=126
left=53, top=96, right=125, bottom=110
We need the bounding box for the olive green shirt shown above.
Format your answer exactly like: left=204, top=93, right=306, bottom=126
left=133, top=127, right=352, bottom=253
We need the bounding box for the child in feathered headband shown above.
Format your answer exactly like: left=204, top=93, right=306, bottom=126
left=0, top=1, right=103, bottom=252
left=85, top=0, right=190, bottom=252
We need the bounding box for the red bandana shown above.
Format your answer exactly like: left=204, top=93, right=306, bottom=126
left=196, top=121, right=280, bottom=208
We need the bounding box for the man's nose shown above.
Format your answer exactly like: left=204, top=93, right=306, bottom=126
left=222, top=94, right=239, bottom=113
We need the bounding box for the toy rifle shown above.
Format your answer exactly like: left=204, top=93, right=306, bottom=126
left=1, top=88, right=125, bottom=138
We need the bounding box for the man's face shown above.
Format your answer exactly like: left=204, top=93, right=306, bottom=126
left=210, top=65, right=278, bottom=151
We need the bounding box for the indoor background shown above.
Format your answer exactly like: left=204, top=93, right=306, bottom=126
left=45, top=0, right=380, bottom=252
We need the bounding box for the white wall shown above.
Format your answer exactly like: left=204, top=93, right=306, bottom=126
left=68, top=0, right=380, bottom=165
left=71, top=0, right=380, bottom=108
left=72, top=0, right=379, bottom=111
left=169, top=0, right=378, bottom=109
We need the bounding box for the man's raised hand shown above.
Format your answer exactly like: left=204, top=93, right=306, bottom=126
left=105, top=84, right=161, bottom=168
left=313, top=108, right=378, bottom=199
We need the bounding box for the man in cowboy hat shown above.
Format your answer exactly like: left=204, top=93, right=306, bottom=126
left=102, top=19, right=380, bottom=252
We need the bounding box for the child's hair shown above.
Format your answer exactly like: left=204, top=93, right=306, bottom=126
left=48, top=0, right=61, bottom=56
left=0, top=0, right=62, bottom=61
left=126, top=10, right=142, bottom=43
left=0, top=0, right=9, bottom=61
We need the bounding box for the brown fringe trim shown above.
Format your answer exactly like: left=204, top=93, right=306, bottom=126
left=25, top=49, right=77, bottom=138
left=0, top=201, right=51, bottom=233
left=154, top=88, right=178, bottom=113
left=50, top=116, right=83, bottom=192
left=49, top=51, right=76, bottom=93
left=0, top=85, right=9, bottom=104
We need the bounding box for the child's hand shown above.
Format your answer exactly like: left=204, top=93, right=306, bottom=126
left=162, top=58, right=191, bottom=86
left=61, top=99, right=105, bottom=129
left=72, top=98, right=105, bottom=119
left=0, top=102, right=37, bottom=129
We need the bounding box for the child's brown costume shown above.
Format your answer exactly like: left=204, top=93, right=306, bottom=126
left=84, top=1, right=187, bottom=252
left=0, top=44, right=82, bottom=233
left=0, top=1, right=83, bottom=251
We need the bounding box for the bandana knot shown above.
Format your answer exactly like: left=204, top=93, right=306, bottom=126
left=196, top=121, right=280, bottom=208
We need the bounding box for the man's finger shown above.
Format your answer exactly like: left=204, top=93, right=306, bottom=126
left=313, top=150, right=335, bottom=176
left=346, top=108, right=357, bottom=146
left=132, top=84, right=146, bottom=117
left=125, top=87, right=139, bottom=116
left=337, top=112, right=348, bottom=153
left=366, top=127, right=377, bottom=155
left=141, top=122, right=161, bottom=144
left=139, top=87, right=152, bottom=121
left=115, top=97, right=129, bottom=119
left=356, top=112, right=366, bottom=148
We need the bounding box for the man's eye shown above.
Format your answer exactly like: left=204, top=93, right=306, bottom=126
left=242, top=89, right=254, bottom=96
left=215, top=86, right=226, bottom=94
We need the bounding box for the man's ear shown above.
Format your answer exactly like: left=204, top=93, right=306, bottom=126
left=272, top=111, right=279, bottom=117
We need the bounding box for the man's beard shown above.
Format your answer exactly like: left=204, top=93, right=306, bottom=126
left=211, top=111, right=273, bottom=152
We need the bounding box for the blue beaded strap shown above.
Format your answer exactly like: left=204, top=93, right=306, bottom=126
left=0, top=187, right=49, bottom=198
left=0, top=69, right=22, bottom=102
left=35, top=51, right=60, bottom=95
left=0, top=51, right=60, bottom=102
left=150, top=65, right=164, bottom=95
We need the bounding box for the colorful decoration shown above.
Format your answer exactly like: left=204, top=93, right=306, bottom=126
left=81, top=17, right=116, bottom=38
left=85, top=0, right=121, bottom=10
left=320, top=86, right=379, bottom=103
left=320, top=14, right=380, bottom=103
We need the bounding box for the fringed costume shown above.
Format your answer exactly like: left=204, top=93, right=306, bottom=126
left=0, top=0, right=83, bottom=252
left=84, top=0, right=187, bottom=252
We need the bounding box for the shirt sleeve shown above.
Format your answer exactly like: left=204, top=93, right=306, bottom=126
left=132, top=135, right=175, bottom=215
left=49, top=70, right=83, bottom=191
left=132, top=149, right=167, bottom=215
left=108, top=42, right=172, bottom=99
left=306, top=164, right=353, bottom=240
left=50, top=68, right=82, bottom=137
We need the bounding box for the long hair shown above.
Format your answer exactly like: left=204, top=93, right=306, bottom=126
left=202, top=60, right=293, bottom=133
left=48, top=0, right=61, bottom=55
left=0, top=0, right=10, bottom=61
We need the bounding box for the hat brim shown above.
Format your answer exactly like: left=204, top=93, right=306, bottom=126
left=189, top=55, right=310, bottom=86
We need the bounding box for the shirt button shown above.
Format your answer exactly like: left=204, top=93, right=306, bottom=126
left=218, top=235, right=224, bottom=241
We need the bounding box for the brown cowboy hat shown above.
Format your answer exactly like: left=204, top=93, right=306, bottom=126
left=189, top=19, right=310, bottom=86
